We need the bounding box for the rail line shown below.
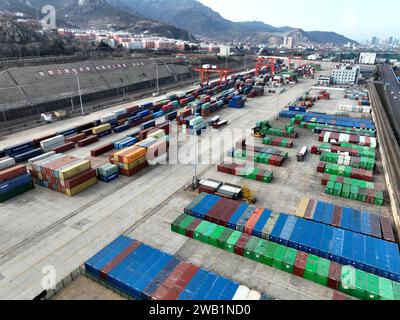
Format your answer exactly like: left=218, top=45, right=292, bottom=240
left=368, top=81, right=400, bottom=239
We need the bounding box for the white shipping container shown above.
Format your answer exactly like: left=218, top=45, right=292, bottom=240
left=28, top=152, right=56, bottom=165
left=245, top=290, right=262, bottom=300
left=0, top=157, right=16, bottom=171
left=40, top=135, right=65, bottom=152
left=370, top=138, right=377, bottom=148
left=233, top=285, right=251, bottom=300
left=360, top=136, right=366, bottom=145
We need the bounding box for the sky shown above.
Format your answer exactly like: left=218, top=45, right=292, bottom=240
left=198, top=0, right=400, bottom=42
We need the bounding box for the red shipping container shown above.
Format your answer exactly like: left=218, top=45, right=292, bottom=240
left=77, top=135, right=99, bottom=147
left=119, top=161, right=148, bottom=177
left=380, top=216, right=395, bottom=242
left=63, top=169, right=97, bottom=189
left=317, top=162, right=326, bottom=173
left=327, top=261, right=342, bottom=289
left=234, top=233, right=250, bottom=256
left=304, top=199, right=316, bottom=220
left=293, top=252, right=308, bottom=277
left=244, top=208, right=263, bottom=235
left=0, top=164, right=27, bottom=182
left=321, top=174, right=330, bottom=186
left=76, top=122, right=94, bottom=132
left=100, top=240, right=141, bottom=280
left=152, top=262, right=198, bottom=300
left=53, top=142, right=76, bottom=154
left=91, top=143, right=114, bottom=157
left=81, top=128, right=93, bottom=137
left=332, top=206, right=342, bottom=227
left=66, top=133, right=86, bottom=144
left=186, top=219, right=202, bottom=239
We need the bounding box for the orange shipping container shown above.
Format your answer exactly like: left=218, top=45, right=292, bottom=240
left=122, top=147, right=147, bottom=164
left=244, top=208, right=264, bottom=235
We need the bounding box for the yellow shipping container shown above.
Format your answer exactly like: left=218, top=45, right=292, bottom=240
left=92, top=124, right=112, bottom=135
left=65, top=177, right=98, bottom=197
left=59, top=160, right=91, bottom=180
left=147, top=129, right=165, bottom=140
left=120, top=156, right=147, bottom=170
left=123, top=147, right=147, bottom=164
left=295, top=197, right=309, bottom=218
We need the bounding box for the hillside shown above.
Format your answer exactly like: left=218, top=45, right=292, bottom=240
left=108, top=0, right=356, bottom=45
left=0, top=0, right=196, bottom=41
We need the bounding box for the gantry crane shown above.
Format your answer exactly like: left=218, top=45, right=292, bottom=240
left=255, top=57, right=276, bottom=76
left=193, top=67, right=231, bottom=86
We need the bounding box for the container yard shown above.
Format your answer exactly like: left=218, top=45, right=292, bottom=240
left=0, top=62, right=399, bottom=303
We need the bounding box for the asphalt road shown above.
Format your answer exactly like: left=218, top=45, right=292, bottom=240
left=379, top=65, right=400, bottom=141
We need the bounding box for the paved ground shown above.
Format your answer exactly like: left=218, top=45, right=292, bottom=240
left=50, top=276, right=125, bottom=300
left=0, top=69, right=385, bottom=300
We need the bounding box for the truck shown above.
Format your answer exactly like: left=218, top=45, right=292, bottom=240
left=297, top=146, right=308, bottom=162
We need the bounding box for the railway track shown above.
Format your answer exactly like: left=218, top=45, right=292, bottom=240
left=368, top=81, right=400, bottom=239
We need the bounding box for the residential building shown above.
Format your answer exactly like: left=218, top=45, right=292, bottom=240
left=359, top=52, right=377, bottom=65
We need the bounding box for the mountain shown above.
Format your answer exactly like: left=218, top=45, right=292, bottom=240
left=107, top=0, right=356, bottom=45
left=0, top=0, right=196, bottom=41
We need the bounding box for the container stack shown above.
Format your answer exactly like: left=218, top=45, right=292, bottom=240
left=92, top=123, right=112, bottom=138
left=0, top=160, right=34, bottom=203
left=321, top=152, right=375, bottom=170
left=319, top=131, right=377, bottom=148
left=318, top=144, right=375, bottom=159
left=228, top=95, right=245, bottom=109
left=85, top=236, right=264, bottom=301
left=28, top=153, right=97, bottom=196
left=112, top=146, right=148, bottom=177
left=262, top=137, right=294, bottom=148
left=295, top=198, right=395, bottom=242
left=322, top=174, right=384, bottom=206
left=217, top=162, right=273, bottom=183
left=312, top=125, right=375, bottom=137
left=174, top=194, right=400, bottom=300
left=96, top=163, right=119, bottom=183
left=318, top=162, right=373, bottom=182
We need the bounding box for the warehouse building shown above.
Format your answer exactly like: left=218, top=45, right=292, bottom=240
left=331, top=64, right=360, bottom=85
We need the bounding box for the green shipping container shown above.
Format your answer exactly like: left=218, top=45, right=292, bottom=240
left=253, top=239, right=269, bottom=263
left=342, top=184, right=351, bottom=199
left=334, top=182, right=343, bottom=197
left=340, top=266, right=356, bottom=295
left=366, top=273, right=380, bottom=300
left=283, top=248, right=298, bottom=274
left=225, top=231, right=242, bottom=252
left=272, top=245, right=287, bottom=271
left=263, top=242, right=278, bottom=267
left=351, top=269, right=367, bottom=299
left=177, top=215, right=195, bottom=236
left=392, top=281, right=400, bottom=300
left=316, top=258, right=330, bottom=286
left=194, top=221, right=210, bottom=241
left=201, top=223, right=217, bottom=244
left=171, top=214, right=187, bottom=233
left=244, top=237, right=260, bottom=259
left=304, top=255, right=320, bottom=283
left=209, top=225, right=225, bottom=247
left=379, top=277, right=394, bottom=300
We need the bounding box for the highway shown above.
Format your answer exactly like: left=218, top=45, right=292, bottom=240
left=379, top=64, right=400, bottom=142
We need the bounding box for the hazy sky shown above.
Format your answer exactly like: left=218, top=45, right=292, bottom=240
left=198, top=0, right=399, bottom=41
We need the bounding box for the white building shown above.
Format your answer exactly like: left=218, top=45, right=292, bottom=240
left=219, top=45, right=231, bottom=56
left=359, top=52, right=377, bottom=65
left=283, top=37, right=293, bottom=49
left=307, top=54, right=320, bottom=61
left=316, top=76, right=332, bottom=86
left=331, top=64, right=360, bottom=85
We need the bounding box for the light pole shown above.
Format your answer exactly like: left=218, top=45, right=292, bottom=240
left=191, top=105, right=198, bottom=189
left=76, top=74, right=84, bottom=116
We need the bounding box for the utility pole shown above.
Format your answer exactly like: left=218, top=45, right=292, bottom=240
left=191, top=104, right=199, bottom=189
left=76, top=74, right=84, bottom=116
